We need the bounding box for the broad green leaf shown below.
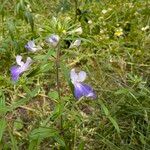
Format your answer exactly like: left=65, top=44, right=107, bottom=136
left=48, top=91, right=59, bottom=100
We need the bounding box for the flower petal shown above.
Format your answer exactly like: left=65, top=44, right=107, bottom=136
left=16, top=55, right=24, bottom=67
left=78, top=71, right=86, bottom=82
left=46, top=34, right=60, bottom=47
left=70, top=68, right=86, bottom=83
left=21, top=57, right=32, bottom=72
left=25, top=40, right=42, bottom=52
left=74, top=83, right=96, bottom=99
left=28, top=40, right=36, bottom=47
left=70, top=68, right=78, bottom=83
left=10, top=66, right=22, bottom=81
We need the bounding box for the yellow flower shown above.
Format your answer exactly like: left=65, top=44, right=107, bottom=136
left=114, top=28, right=123, bottom=37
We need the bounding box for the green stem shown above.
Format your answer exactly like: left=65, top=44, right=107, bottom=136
left=73, top=0, right=78, bottom=23
left=56, top=46, right=61, bottom=101
left=55, top=44, right=64, bottom=138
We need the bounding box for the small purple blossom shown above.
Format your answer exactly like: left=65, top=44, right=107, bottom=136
left=70, top=68, right=96, bottom=100
left=10, top=55, right=32, bottom=81
left=25, top=40, right=42, bottom=52
left=46, top=34, right=60, bottom=47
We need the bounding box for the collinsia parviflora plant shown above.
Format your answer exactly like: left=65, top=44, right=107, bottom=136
left=46, top=34, right=60, bottom=47
left=9, top=14, right=97, bottom=148
left=70, top=68, right=96, bottom=99
left=10, top=55, right=32, bottom=81
left=1, top=0, right=149, bottom=149
left=25, top=40, right=42, bottom=52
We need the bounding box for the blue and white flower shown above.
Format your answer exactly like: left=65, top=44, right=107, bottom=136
left=70, top=68, right=96, bottom=99
left=69, top=39, right=81, bottom=48
left=46, top=34, right=60, bottom=47
left=10, top=55, right=32, bottom=81
left=25, top=40, right=42, bottom=52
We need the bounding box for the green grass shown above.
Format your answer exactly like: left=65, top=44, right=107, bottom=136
left=0, top=0, right=150, bottom=149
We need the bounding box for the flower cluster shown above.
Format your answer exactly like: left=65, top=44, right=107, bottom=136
left=10, top=27, right=96, bottom=100
left=10, top=34, right=59, bottom=82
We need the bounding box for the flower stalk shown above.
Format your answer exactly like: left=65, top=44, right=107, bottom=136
left=55, top=41, right=65, bottom=139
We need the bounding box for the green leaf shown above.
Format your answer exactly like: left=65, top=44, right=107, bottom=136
left=8, top=128, right=18, bottom=150
left=108, top=116, right=120, bottom=134
left=60, top=62, right=74, bottom=96
left=29, top=127, right=58, bottom=140
left=99, top=100, right=120, bottom=133
left=7, top=19, right=16, bottom=40
left=26, top=67, right=40, bottom=78
left=48, top=91, right=59, bottom=100
left=42, top=104, right=63, bottom=126
left=27, top=63, right=53, bottom=78
left=139, top=133, right=146, bottom=145
left=28, top=140, right=38, bottom=150
left=53, top=136, right=66, bottom=147
left=23, top=85, right=40, bottom=98
left=98, top=100, right=109, bottom=116
left=114, top=88, right=129, bottom=95
left=0, top=119, right=6, bottom=141
left=0, top=0, right=9, bottom=17
left=29, top=127, right=66, bottom=147
left=13, top=118, right=24, bottom=131
left=24, top=11, right=34, bottom=31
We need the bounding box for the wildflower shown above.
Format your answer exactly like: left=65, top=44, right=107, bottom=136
left=69, top=39, right=81, bottom=48
left=10, top=55, right=32, bottom=81
left=46, top=34, right=60, bottom=47
left=69, top=27, right=83, bottom=35
left=114, top=28, right=123, bottom=37
left=141, top=25, right=149, bottom=31
left=27, top=4, right=32, bottom=12
left=25, top=40, right=42, bottom=52
left=70, top=68, right=96, bottom=100
left=102, top=9, right=107, bottom=14
left=88, top=20, right=92, bottom=24
left=75, top=27, right=83, bottom=34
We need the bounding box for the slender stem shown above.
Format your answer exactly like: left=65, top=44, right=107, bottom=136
left=56, top=46, right=61, bottom=101
left=55, top=44, right=64, bottom=137
left=73, top=0, right=78, bottom=23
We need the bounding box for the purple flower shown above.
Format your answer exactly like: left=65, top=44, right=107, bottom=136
left=10, top=55, right=32, bottom=81
left=46, top=34, right=60, bottom=47
left=25, top=40, right=42, bottom=52
left=70, top=68, right=96, bottom=100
